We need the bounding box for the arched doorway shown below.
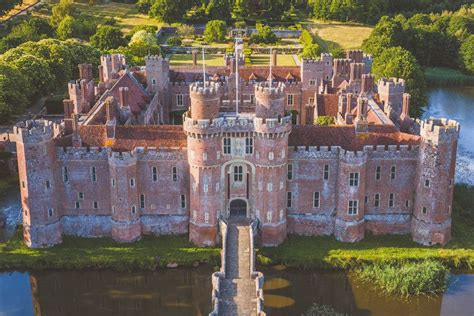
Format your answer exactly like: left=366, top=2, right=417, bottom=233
left=229, top=199, right=247, bottom=217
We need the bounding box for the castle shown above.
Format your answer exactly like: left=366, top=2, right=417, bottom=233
left=12, top=49, right=459, bottom=248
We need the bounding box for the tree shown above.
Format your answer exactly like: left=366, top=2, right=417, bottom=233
left=249, top=24, right=278, bottom=44
left=371, top=46, right=426, bottom=116
left=0, top=0, right=21, bottom=16
left=167, top=36, right=182, bottom=46
left=51, top=0, right=77, bottom=27
left=204, top=20, right=227, bottom=43
left=0, top=62, right=29, bottom=115
left=9, top=54, right=54, bottom=99
left=362, top=15, right=405, bottom=57
left=232, top=0, right=249, bottom=21
left=460, top=35, right=474, bottom=73
left=90, top=25, right=125, bottom=51
left=206, top=0, right=231, bottom=21
left=128, top=30, right=161, bottom=58
left=56, top=15, right=82, bottom=40
left=300, top=43, right=322, bottom=59
left=177, top=24, right=195, bottom=38
left=149, top=0, right=185, bottom=23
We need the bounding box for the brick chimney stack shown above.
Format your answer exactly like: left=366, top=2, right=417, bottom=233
left=119, top=87, right=129, bottom=108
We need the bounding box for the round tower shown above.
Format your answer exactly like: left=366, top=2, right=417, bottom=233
left=189, top=81, right=221, bottom=120
left=334, top=151, right=368, bottom=242
left=412, top=118, right=460, bottom=245
left=14, top=120, right=62, bottom=248
left=185, top=81, right=222, bottom=246
left=254, top=82, right=286, bottom=119
left=109, top=151, right=141, bottom=243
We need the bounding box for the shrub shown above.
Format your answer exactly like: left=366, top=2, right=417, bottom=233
left=166, top=36, right=182, bottom=46
left=204, top=20, right=227, bottom=43
left=315, top=116, right=335, bottom=125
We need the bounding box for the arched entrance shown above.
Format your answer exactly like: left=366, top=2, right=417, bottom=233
left=229, top=199, right=247, bottom=217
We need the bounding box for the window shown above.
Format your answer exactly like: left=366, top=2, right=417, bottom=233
left=204, top=212, right=209, bottom=224
left=180, top=194, right=186, bottom=208
left=130, top=178, right=135, bottom=187
left=422, top=207, right=427, bottom=214
left=203, top=152, right=208, bottom=161
left=267, top=182, right=273, bottom=192
left=234, top=165, right=243, bottom=182
left=389, top=193, right=395, bottom=207
left=349, top=172, right=359, bottom=187
left=75, top=201, right=80, bottom=209
left=24, top=209, right=28, bottom=216
left=287, top=94, right=294, bottom=106
left=152, top=78, right=156, bottom=85
left=131, top=205, right=136, bottom=214
left=348, top=200, right=358, bottom=215
left=78, top=192, right=84, bottom=200
left=48, top=208, right=53, bottom=217
left=245, top=137, right=253, bottom=154
left=250, top=94, right=255, bottom=105
left=22, top=181, right=25, bottom=189
left=223, top=137, right=231, bottom=154
left=406, top=200, right=410, bottom=208
left=425, top=179, right=430, bottom=187
left=63, top=166, right=69, bottom=183
left=152, top=167, right=158, bottom=182
left=176, top=94, right=184, bottom=106
left=287, top=191, right=292, bottom=208
left=281, top=149, right=286, bottom=159
left=140, top=194, right=145, bottom=209
left=323, top=164, right=330, bottom=180
left=93, top=201, right=98, bottom=209
left=309, top=97, right=315, bottom=104
left=375, top=166, right=381, bottom=180
left=172, top=167, right=178, bottom=181
left=309, top=79, right=316, bottom=86
left=313, top=192, right=320, bottom=208
left=268, top=152, right=274, bottom=160
left=390, top=166, right=396, bottom=180
left=112, top=206, right=116, bottom=214
left=374, top=193, right=380, bottom=207
left=111, top=178, right=115, bottom=187
left=91, top=166, right=97, bottom=182
left=365, top=196, right=368, bottom=204
left=45, top=180, right=51, bottom=189
left=267, top=211, right=273, bottom=223
left=287, top=164, right=293, bottom=180
left=217, top=151, right=221, bottom=160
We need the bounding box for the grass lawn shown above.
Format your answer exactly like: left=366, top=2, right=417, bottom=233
left=0, top=0, right=39, bottom=21
left=169, top=53, right=225, bottom=67
left=259, top=184, right=474, bottom=270
left=249, top=54, right=297, bottom=66
left=0, top=230, right=220, bottom=271
left=425, top=67, right=474, bottom=86
left=308, top=19, right=373, bottom=50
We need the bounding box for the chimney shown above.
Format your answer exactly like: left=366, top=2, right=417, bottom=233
left=78, top=64, right=93, bottom=82
left=357, top=97, right=367, bottom=120
left=192, top=50, right=198, bottom=66
left=401, top=93, right=410, bottom=119
left=361, top=74, right=374, bottom=94
left=272, top=50, right=277, bottom=67
left=98, top=65, right=104, bottom=83
left=106, top=97, right=116, bottom=123
left=72, top=114, right=82, bottom=148
left=63, top=99, right=74, bottom=134
left=119, top=87, right=129, bottom=108
left=346, top=93, right=353, bottom=112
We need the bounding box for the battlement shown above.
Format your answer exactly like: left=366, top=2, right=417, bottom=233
left=254, top=82, right=286, bottom=97
left=145, top=55, right=164, bottom=62
left=339, top=149, right=368, bottom=164
left=377, top=78, right=405, bottom=92
left=190, top=81, right=221, bottom=96
left=420, top=118, right=460, bottom=143
left=14, top=120, right=57, bottom=143
left=58, top=146, right=110, bottom=160
left=108, top=150, right=138, bottom=165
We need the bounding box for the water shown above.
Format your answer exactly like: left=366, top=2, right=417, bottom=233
left=422, top=86, right=474, bottom=185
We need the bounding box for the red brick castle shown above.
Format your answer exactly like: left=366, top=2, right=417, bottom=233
left=13, top=49, right=459, bottom=248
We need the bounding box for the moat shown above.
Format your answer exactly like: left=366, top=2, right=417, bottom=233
left=1, top=86, right=474, bottom=315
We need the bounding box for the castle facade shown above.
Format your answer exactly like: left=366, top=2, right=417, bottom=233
left=13, top=50, right=459, bottom=248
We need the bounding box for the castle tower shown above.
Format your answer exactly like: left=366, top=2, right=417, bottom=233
left=100, top=54, right=126, bottom=84
left=377, top=78, right=405, bottom=114
left=254, top=82, right=285, bottom=119
left=185, top=82, right=222, bottom=246
left=412, top=118, right=460, bottom=245
left=334, top=151, right=368, bottom=242
left=346, top=50, right=364, bottom=63
left=14, top=120, right=62, bottom=248
left=145, top=55, right=170, bottom=122
left=253, top=83, right=292, bottom=246
left=300, top=54, right=333, bottom=89
left=109, top=151, right=141, bottom=243
left=189, top=81, right=221, bottom=120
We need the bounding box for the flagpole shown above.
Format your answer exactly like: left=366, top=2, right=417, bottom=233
left=235, top=39, right=239, bottom=116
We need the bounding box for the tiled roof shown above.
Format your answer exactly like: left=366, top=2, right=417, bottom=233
left=239, top=66, right=301, bottom=82
left=289, top=125, right=420, bottom=151
left=109, top=73, right=150, bottom=114
left=316, top=94, right=339, bottom=117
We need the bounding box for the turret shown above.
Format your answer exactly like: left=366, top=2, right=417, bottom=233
left=335, top=151, right=368, bottom=242
left=254, top=82, right=286, bottom=119
left=412, top=118, right=460, bottom=245
left=377, top=78, right=405, bottom=114
left=109, top=151, right=141, bottom=243
left=14, top=120, right=62, bottom=247
left=346, top=50, right=364, bottom=63
left=189, top=81, right=221, bottom=120
left=300, top=54, right=333, bottom=89
left=100, top=54, right=126, bottom=84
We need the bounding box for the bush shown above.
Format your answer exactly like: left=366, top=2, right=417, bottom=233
left=355, top=261, right=449, bottom=297
left=166, top=36, right=182, bottom=46
left=204, top=20, right=227, bottom=43
left=45, top=95, right=65, bottom=114
left=315, top=116, right=335, bottom=125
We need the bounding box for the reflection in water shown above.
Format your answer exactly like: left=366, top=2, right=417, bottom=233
left=263, top=268, right=474, bottom=316
left=423, top=87, right=474, bottom=184
left=0, top=268, right=213, bottom=316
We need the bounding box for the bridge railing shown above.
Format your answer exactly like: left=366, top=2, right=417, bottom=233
left=209, top=218, right=228, bottom=316
left=249, top=219, right=266, bottom=316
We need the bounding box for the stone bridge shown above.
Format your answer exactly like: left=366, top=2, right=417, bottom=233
left=210, top=217, right=265, bottom=316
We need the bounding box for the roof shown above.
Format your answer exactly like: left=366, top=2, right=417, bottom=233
left=289, top=125, right=420, bottom=151
left=109, top=72, right=150, bottom=114
left=238, top=66, right=301, bottom=82
left=316, top=94, right=339, bottom=117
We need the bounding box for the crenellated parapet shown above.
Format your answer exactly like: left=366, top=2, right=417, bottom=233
left=56, top=146, right=110, bottom=161
left=377, top=78, right=405, bottom=94
left=189, top=81, right=221, bottom=120
left=14, top=120, right=58, bottom=144
left=419, top=118, right=460, bottom=145
left=108, top=150, right=138, bottom=166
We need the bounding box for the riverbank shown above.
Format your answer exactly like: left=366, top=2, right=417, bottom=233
left=0, top=230, right=220, bottom=271
left=425, top=67, right=474, bottom=86
left=258, top=184, right=474, bottom=270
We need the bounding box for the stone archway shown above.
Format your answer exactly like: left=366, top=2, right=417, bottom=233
left=229, top=199, right=247, bottom=217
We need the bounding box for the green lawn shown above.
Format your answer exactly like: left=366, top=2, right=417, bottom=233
left=307, top=19, right=373, bottom=50
left=169, top=54, right=225, bottom=67
left=0, top=231, right=220, bottom=271
left=249, top=54, right=297, bottom=66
